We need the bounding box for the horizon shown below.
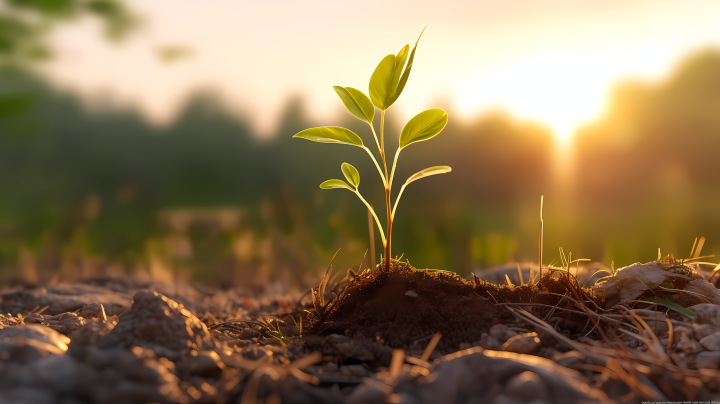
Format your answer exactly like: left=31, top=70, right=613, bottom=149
left=38, top=0, right=720, bottom=145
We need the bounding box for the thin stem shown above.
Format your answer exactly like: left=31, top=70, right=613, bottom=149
left=380, top=110, right=391, bottom=271
left=368, top=122, right=382, bottom=155
left=355, top=190, right=386, bottom=246
left=362, top=146, right=387, bottom=188
left=389, top=148, right=401, bottom=190
left=391, top=183, right=407, bottom=219
left=380, top=111, right=388, bottom=180
left=362, top=146, right=387, bottom=187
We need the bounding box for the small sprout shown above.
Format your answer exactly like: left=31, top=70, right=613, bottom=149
left=294, top=28, right=450, bottom=272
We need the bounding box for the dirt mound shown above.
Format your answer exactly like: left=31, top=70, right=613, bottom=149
left=98, top=291, right=211, bottom=359
left=311, top=260, right=604, bottom=350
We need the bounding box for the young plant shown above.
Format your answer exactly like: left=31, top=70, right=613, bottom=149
left=293, top=28, right=451, bottom=271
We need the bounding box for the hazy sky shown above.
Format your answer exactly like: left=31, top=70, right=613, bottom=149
left=42, top=0, right=720, bottom=143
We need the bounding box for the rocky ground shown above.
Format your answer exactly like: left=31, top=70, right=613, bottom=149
left=1, top=258, right=720, bottom=404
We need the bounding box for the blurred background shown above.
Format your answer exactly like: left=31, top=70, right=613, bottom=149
left=2, top=0, right=720, bottom=290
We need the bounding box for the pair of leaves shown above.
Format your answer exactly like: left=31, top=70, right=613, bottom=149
left=294, top=108, right=448, bottom=150
left=369, top=28, right=425, bottom=111
left=320, top=163, right=360, bottom=191
left=322, top=165, right=451, bottom=192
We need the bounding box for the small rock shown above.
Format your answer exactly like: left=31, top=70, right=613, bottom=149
left=335, top=342, right=375, bottom=362
left=24, top=313, right=44, bottom=323
left=46, top=317, right=86, bottom=334
left=341, top=364, right=367, bottom=377
left=346, top=385, right=388, bottom=404
left=502, top=333, right=541, bottom=355
left=327, top=334, right=352, bottom=345
left=689, top=304, right=720, bottom=324
left=237, top=328, right=260, bottom=339
left=490, top=325, right=518, bottom=342
left=322, top=362, right=339, bottom=373
left=391, top=347, right=609, bottom=404
left=481, top=325, right=519, bottom=350
left=504, top=371, right=548, bottom=402
left=695, top=351, right=720, bottom=367
left=0, top=387, right=56, bottom=404
left=0, top=324, right=70, bottom=363
left=699, top=332, right=720, bottom=351
left=405, top=290, right=418, bottom=299
left=177, top=350, right=225, bottom=379
left=552, top=351, right=585, bottom=368
left=77, top=302, right=107, bottom=322
left=693, top=323, right=720, bottom=340
left=676, top=332, right=694, bottom=352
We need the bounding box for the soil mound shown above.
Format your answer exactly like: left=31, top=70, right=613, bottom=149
left=311, top=260, right=604, bottom=350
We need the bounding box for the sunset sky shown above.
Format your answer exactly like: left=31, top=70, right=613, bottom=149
left=41, top=0, right=720, bottom=144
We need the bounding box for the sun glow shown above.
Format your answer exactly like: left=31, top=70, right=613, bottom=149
left=456, top=51, right=614, bottom=147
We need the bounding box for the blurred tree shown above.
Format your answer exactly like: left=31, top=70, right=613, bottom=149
left=0, top=0, right=136, bottom=64
left=0, top=0, right=136, bottom=129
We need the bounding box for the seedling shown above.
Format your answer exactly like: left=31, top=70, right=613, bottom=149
left=293, top=28, right=451, bottom=271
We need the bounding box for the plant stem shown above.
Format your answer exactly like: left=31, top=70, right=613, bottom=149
left=380, top=110, right=391, bottom=272
left=368, top=209, right=375, bottom=270
left=363, top=146, right=387, bottom=187
left=355, top=190, right=386, bottom=245
left=389, top=148, right=401, bottom=189
left=391, top=183, right=407, bottom=219
left=368, top=123, right=382, bottom=156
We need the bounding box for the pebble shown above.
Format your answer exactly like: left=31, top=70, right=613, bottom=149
left=346, top=385, right=388, bottom=404
left=46, top=316, right=86, bottom=334
left=77, top=302, right=107, bottom=322
left=177, top=350, right=225, bottom=378
left=388, top=347, right=608, bottom=404
left=502, top=333, right=541, bottom=355
left=504, top=371, right=548, bottom=402
left=699, top=332, right=720, bottom=351
left=689, top=304, right=720, bottom=325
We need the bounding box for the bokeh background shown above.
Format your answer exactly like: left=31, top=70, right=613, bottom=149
left=2, top=0, right=720, bottom=290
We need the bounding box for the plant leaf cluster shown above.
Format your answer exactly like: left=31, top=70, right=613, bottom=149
left=293, top=28, right=451, bottom=270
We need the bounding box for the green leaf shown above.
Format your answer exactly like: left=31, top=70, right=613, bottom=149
left=319, top=179, right=354, bottom=191
left=390, top=45, right=409, bottom=96
left=388, top=27, right=425, bottom=107
left=640, top=296, right=697, bottom=318
left=405, top=166, right=451, bottom=185
left=333, top=86, right=374, bottom=123
left=341, top=163, right=360, bottom=187
left=399, top=108, right=448, bottom=148
left=293, top=127, right=363, bottom=147
left=369, top=54, right=395, bottom=110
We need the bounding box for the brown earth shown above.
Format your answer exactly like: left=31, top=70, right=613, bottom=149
left=310, top=260, right=606, bottom=351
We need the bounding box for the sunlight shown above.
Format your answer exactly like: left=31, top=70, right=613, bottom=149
left=456, top=51, right=613, bottom=147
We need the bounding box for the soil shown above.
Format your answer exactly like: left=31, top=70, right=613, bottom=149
left=1, top=260, right=720, bottom=403
left=313, top=260, right=605, bottom=351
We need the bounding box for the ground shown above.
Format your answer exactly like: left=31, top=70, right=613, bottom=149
left=1, top=259, right=720, bottom=403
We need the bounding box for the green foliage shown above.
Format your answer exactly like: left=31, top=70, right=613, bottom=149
left=0, top=0, right=136, bottom=64
left=319, top=179, right=353, bottom=191
left=640, top=296, right=696, bottom=318
left=369, top=28, right=424, bottom=111
left=399, top=109, right=449, bottom=148
left=341, top=163, right=360, bottom=188
left=293, top=126, right=364, bottom=147
left=333, top=86, right=374, bottom=123
left=294, top=29, right=451, bottom=269
left=404, top=166, right=452, bottom=185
